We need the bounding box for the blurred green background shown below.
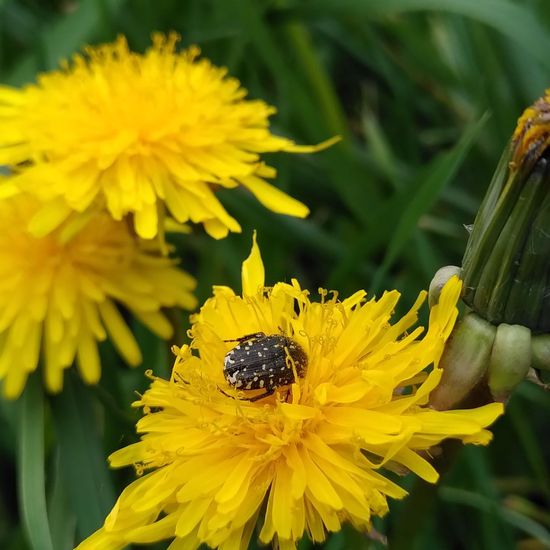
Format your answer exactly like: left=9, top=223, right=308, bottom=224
left=1, top=0, right=550, bottom=549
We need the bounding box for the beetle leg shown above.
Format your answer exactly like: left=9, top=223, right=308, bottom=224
left=218, top=386, right=272, bottom=402
left=218, top=387, right=239, bottom=400
left=249, top=386, right=292, bottom=403
left=246, top=388, right=274, bottom=402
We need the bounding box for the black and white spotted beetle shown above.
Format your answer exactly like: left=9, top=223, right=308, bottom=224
left=223, top=332, right=308, bottom=400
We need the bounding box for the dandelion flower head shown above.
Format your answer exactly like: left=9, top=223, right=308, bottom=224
left=0, top=33, right=337, bottom=240
left=79, top=235, right=503, bottom=550
left=0, top=193, right=197, bottom=398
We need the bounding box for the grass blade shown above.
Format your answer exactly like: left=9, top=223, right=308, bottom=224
left=4, top=0, right=127, bottom=85
left=371, top=112, right=488, bottom=291
left=50, top=372, right=115, bottom=542
left=298, top=0, right=550, bottom=71
left=441, top=487, right=550, bottom=546
left=47, top=450, right=76, bottom=550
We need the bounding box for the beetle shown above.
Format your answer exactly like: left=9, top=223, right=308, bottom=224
left=223, top=332, right=308, bottom=400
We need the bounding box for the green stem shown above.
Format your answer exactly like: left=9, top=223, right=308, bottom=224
left=17, top=373, right=54, bottom=550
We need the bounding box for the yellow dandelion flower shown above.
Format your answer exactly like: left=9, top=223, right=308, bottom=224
left=0, top=33, right=337, bottom=240
left=0, top=193, right=197, bottom=399
left=78, top=235, right=503, bottom=550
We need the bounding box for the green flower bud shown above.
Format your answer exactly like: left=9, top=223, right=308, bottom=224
left=462, top=149, right=550, bottom=330
left=488, top=323, right=531, bottom=401
left=531, top=334, right=550, bottom=372
left=428, top=265, right=461, bottom=308
left=430, top=312, right=496, bottom=410
left=462, top=92, right=550, bottom=332
left=431, top=91, right=550, bottom=408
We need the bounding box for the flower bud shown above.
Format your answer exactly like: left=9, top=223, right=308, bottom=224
left=430, top=312, right=496, bottom=410
left=431, top=90, right=550, bottom=408
left=487, top=323, right=531, bottom=401
left=461, top=148, right=550, bottom=330
left=531, top=334, right=550, bottom=371
left=428, top=265, right=462, bottom=308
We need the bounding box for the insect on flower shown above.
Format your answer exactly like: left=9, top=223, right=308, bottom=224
left=76, top=235, right=504, bottom=550
left=223, top=332, right=308, bottom=400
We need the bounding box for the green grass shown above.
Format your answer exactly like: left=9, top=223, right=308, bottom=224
left=1, top=0, right=550, bottom=548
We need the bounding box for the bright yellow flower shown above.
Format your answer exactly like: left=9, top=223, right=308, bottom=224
left=0, top=33, right=337, bottom=240
left=0, top=194, right=197, bottom=398
left=78, top=235, right=503, bottom=550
